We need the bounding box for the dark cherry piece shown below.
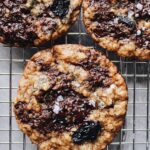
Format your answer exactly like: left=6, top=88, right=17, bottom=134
left=51, top=0, right=70, bottom=18
left=72, top=121, right=101, bottom=144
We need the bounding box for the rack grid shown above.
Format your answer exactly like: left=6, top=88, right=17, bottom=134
left=0, top=11, right=150, bottom=150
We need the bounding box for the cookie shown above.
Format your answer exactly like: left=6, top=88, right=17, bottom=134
left=0, top=0, right=82, bottom=46
left=14, top=44, right=128, bottom=150
left=83, top=0, right=150, bottom=60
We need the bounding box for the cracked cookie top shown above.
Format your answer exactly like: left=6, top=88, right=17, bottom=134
left=83, top=0, right=150, bottom=60
left=14, top=44, right=128, bottom=150
left=0, top=0, right=82, bottom=46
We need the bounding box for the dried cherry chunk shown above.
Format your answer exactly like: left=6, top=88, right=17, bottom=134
left=72, top=121, right=101, bottom=144
left=50, top=0, right=70, bottom=18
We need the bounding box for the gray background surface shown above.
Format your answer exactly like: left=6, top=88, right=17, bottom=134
left=0, top=12, right=150, bottom=150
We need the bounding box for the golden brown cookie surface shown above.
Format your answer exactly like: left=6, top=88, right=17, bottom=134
left=14, top=44, right=128, bottom=150
left=83, top=0, right=150, bottom=60
left=0, top=0, right=82, bottom=46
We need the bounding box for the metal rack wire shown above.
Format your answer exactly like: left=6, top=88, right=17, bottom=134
left=0, top=11, right=150, bottom=150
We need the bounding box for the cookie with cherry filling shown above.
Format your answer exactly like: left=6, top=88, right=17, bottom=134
left=0, top=0, right=82, bottom=46
left=83, top=0, right=150, bottom=60
left=14, top=44, right=128, bottom=150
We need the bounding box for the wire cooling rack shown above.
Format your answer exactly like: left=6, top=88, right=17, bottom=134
left=0, top=11, right=150, bottom=150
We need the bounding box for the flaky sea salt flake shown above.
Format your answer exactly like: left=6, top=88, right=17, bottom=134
left=136, top=3, right=143, bottom=10
left=89, top=100, right=96, bottom=107
left=57, top=95, right=64, bottom=102
left=137, top=30, right=141, bottom=35
left=53, top=104, right=61, bottom=114
left=135, top=13, right=139, bottom=17
left=128, top=10, right=134, bottom=18
left=145, top=41, right=149, bottom=46
left=114, top=18, right=119, bottom=24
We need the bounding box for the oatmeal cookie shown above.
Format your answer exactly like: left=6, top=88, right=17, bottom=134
left=83, top=0, right=150, bottom=60
left=0, top=0, right=82, bottom=46
left=14, top=44, right=128, bottom=150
